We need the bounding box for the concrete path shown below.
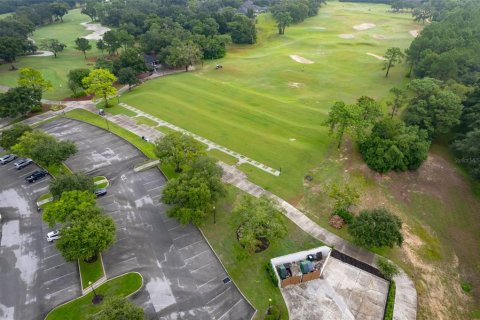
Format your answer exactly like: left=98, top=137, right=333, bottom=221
left=119, top=103, right=281, bottom=176
left=7, top=99, right=417, bottom=320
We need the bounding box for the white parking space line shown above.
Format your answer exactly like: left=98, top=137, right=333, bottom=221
left=173, top=232, right=196, bottom=241
left=44, top=262, right=69, bottom=272
left=197, top=276, right=218, bottom=289
left=178, top=239, right=203, bottom=250
left=167, top=225, right=182, bottom=231
left=191, top=262, right=213, bottom=273
left=184, top=250, right=209, bottom=263
left=44, top=252, right=61, bottom=260
left=43, top=271, right=76, bottom=286
left=217, top=299, right=244, bottom=320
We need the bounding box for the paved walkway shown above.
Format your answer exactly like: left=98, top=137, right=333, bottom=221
left=5, top=100, right=417, bottom=320
left=119, top=103, right=281, bottom=176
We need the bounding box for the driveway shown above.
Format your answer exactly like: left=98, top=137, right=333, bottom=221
left=40, top=118, right=255, bottom=320
left=0, top=161, right=80, bottom=320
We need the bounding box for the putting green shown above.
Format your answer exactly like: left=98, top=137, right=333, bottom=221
left=121, top=2, right=420, bottom=201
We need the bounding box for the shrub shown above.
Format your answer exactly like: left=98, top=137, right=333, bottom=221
left=265, top=262, right=278, bottom=287
left=333, top=208, right=354, bottom=224
left=384, top=280, right=396, bottom=320
left=30, top=104, right=42, bottom=113
left=264, top=302, right=281, bottom=320
left=377, top=257, right=399, bottom=280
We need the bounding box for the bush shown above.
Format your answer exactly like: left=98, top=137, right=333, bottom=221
left=384, top=280, right=396, bottom=320
left=264, top=304, right=281, bottom=320
left=30, top=104, right=42, bottom=113
left=265, top=262, right=278, bottom=287
left=333, top=208, right=354, bottom=224
left=377, top=257, right=399, bottom=280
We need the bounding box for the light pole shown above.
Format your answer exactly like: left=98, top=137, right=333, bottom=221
left=89, top=280, right=103, bottom=304
left=213, top=206, right=216, bottom=224
left=104, top=116, right=110, bottom=131
left=268, top=298, right=272, bottom=314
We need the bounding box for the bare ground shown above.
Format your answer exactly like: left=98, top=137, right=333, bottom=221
left=299, top=141, right=480, bottom=319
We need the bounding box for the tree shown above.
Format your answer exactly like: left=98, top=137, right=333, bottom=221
left=272, top=11, right=292, bottom=35
left=0, top=37, right=34, bottom=62
left=228, top=14, right=256, bottom=44
left=383, top=47, right=405, bottom=78
left=0, top=124, right=32, bottom=150
left=388, top=87, right=406, bottom=118
left=49, top=173, right=95, bottom=199
left=43, top=190, right=97, bottom=227
left=81, top=0, right=97, bottom=22
left=18, top=68, right=52, bottom=92
left=233, top=195, right=287, bottom=253
left=452, top=130, right=480, bottom=179
left=82, top=69, right=117, bottom=107
left=11, top=130, right=77, bottom=167
left=154, top=132, right=205, bottom=172
left=50, top=2, right=69, bottom=22
left=39, top=39, right=66, bottom=58
left=161, top=157, right=225, bottom=226
left=74, top=37, right=91, bottom=59
left=328, top=183, right=360, bottom=212
left=113, top=48, right=147, bottom=75
left=412, top=4, right=433, bottom=24
left=349, top=208, right=404, bottom=248
left=88, top=297, right=144, bottom=320
left=67, top=68, right=90, bottom=95
left=0, top=87, right=42, bottom=117
left=403, top=78, right=463, bottom=138
left=117, top=67, right=140, bottom=91
left=360, top=118, right=431, bottom=173
left=56, top=207, right=116, bottom=262
left=165, top=41, right=202, bottom=72
left=323, top=101, right=359, bottom=148
left=103, top=30, right=121, bottom=55
left=377, top=257, right=399, bottom=280
left=96, top=39, right=106, bottom=56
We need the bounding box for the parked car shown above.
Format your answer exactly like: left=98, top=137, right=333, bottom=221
left=25, top=170, right=48, bottom=183
left=47, top=230, right=60, bottom=242
left=95, top=188, right=107, bottom=197
left=14, top=158, right=33, bottom=170
left=0, top=154, right=17, bottom=165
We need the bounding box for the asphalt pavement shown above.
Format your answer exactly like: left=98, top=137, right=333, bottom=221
left=40, top=118, right=255, bottom=320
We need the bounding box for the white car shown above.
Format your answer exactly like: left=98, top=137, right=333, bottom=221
left=47, top=230, right=61, bottom=242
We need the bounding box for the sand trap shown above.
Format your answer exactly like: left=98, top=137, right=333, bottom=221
left=312, top=27, right=326, bottom=30
left=81, top=22, right=110, bottom=40
left=339, top=34, right=355, bottom=39
left=288, top=82, right=304, bottom=88
left=289, top=138, right=296, bottom=142
left=289, top=55, right=314, bottom=64
left=367, top=52, right=386, bottom=61
left=27, top=50, right=54, bottom=57
left=409, top=30, right=419, bottom=38
left=353, top=23, right=376, bottom=31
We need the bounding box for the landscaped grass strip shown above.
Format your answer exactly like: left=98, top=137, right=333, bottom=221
left=45, top=272, right=143, bottom=320
left=78, top=256, right=105, bottom=290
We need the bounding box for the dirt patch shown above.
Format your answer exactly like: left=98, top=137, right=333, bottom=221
left=353, top=23, right=375, bottom=31
left=338, top=34, right=355, bottom=39
left=409, top=30, right=420, bottom=38
left=366, top=52, right=386, bottom=61
left=289, top=55, right=314, bottom=64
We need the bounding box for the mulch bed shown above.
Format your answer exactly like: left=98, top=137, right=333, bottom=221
left=236, top=225, right=270, bottom=253
left=329, top=215, right=345, bottom=229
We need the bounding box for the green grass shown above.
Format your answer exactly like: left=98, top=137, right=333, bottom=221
left=45, top=272, right=142, bottom=320
left=136, top=116, right=158, bottom=127
left=384, top=280, right=396, bottom=320
left=79, top=256, right=104, bottom=290
left=120, top=2, right=419, bottom=203
left=201, top=187, right=324, bottom=319
left=156, top=126, right=176, bottom=135
left=207, top=149, right=238, bottom=165
left=38, top=192, right=53, bottom=202
left=93, top=175, right=109, bottom=188
left=47, top=162, right=72, bottom=177
left=98, top=102, right=138, bottom=117
left=0, top=9, right=102, bottom=100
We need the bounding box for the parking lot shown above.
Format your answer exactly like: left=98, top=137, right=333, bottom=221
left=0, top=158, right=80, bottom=320
left=40, top=118, right=255, bottom=320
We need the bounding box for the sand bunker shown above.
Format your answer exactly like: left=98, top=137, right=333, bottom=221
left=289, top=138, right=296, bottom=142
left=367, top=52, right=386, bottom=61
left=288, top=82, right=304, bottom=88
left=81, top=22, right=110, bottom=40
left=339, top=34, right=355, bottom=39
left=353, top=23, right=376, bottom=31
left=27, top=51, right=54, bottom=57
left=289, top=55, right=314, bottom=64
left=312, top=27, right=326, bottom=30
left=409, top=30, right=419, bottom=38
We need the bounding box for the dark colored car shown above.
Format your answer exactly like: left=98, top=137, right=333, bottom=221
left=94, top=188, right=107, bottom=197
left=25, top=170, right=48, bottom=183
left=14, top=158, right=33, bottom=170
left=0, top=154, right=17, bottom=165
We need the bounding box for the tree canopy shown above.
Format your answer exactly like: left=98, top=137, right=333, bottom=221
left=161, top=156, right=225, bottom=226
left=43, top=190, right=97, bottom=227
left=88, top=297, right=144, bottom=320
left=82, top=69, right=117, bottom=107
left=49, top=172, right=95, bottom=199
left=11, top=130, right=77, bottom=167
left=0, top=86, right=42, bottom=118
left=360, top=118, right=431, bottom=173
left=233, top=195, right=287, bottom=253
left=154, top=132, right=205, bottom=172
left=383, top=47, right=404, bottom=78
left=67, top=68, right=90, bottom=95
left=39, top=38, right=66, bottom=58
left=17, top=68, right=52, bottom=92
left=0, top=123, right=32, bottom=150
left=349, top=208, right=404, bottom=248
left=74, top=37, right=91, bottom=59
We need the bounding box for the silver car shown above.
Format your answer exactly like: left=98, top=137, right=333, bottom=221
left=0, top=154, right=17, bottom=165
left=14, top=158, right=33, bottom=170
left=47, top=230, right=61, bottom=242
